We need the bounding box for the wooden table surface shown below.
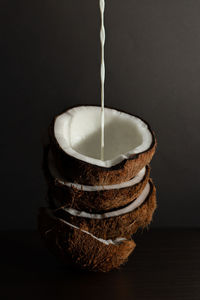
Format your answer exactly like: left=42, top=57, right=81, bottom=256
left=0, top=229, right=199, bottom=300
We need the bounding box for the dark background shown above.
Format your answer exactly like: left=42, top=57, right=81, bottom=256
left=1, top=0, right=200, bottom=230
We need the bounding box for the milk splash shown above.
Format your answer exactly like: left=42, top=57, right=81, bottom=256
left=99, top=0, right=105, bottom=161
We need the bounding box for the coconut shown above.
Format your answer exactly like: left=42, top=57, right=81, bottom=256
left=44, top=147, right=150, bottom=213
left=49, top=180, right=156, bottom=240
left=49, top=106, right=156, bottom=185
left=38, top=207, right=135, bottom=272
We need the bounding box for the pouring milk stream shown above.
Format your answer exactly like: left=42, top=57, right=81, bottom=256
left=100, top=0, right=105, bottom=161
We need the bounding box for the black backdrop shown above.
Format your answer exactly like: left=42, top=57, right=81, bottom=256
left=1, top=0, right=200, bottom=229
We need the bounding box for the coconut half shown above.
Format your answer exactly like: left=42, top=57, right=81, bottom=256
left=44, top=146, right=150, bottom=212
left=49, top=106, right=156, bottom=185
left=51, top=180, right=157, bottom=240
left=38, top=207, right=135, bottom=272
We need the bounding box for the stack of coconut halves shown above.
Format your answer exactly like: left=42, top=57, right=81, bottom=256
left=39, top=106, right=157, bottom=272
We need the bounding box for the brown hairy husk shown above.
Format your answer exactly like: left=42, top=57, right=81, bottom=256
left=51, top=180, right=157, bottom=240
left=43, top=146, right=151, bottom=213
left=38, top=208, right=136, bottom=272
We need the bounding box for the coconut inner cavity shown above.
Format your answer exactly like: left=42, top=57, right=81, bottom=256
left=54, top=106, right=153, bottom=167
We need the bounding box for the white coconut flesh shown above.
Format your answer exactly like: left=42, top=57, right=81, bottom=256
left=48, top=150, right=146, bottom=191
left=53, top=182, right=151, bottom=219
left=47, top=209, right=126, bottom=245
left=54, top=106, right=153, bottom=168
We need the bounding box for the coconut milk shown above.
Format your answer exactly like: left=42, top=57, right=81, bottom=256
left=100, top=0, right=105, bottom=161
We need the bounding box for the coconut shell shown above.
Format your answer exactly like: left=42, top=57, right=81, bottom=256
left=51, top=180, right=157, bottom=240
left=49, top=110, right=156, bottom=186
left=38, top=207, right=135, bottom=272
left=43, top=147, right=150, bottom=213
